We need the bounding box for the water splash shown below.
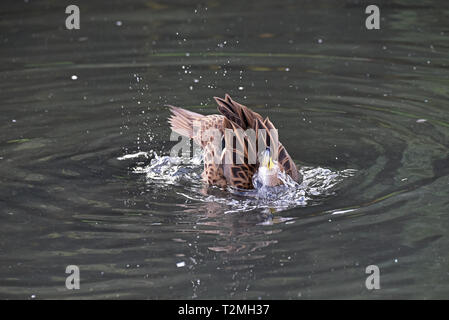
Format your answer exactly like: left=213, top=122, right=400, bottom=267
left=126, top=153, right=356, bottom=213
left=133, top=153, right=203, bottom=185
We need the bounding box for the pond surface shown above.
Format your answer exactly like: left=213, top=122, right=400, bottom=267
left=1, top=0, right=449, bottom=299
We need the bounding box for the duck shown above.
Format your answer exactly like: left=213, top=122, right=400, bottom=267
left=168, top=94, right=300, bottom=190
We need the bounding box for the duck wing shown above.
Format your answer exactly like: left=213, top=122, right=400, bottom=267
left=215, top=94, right=263, bottom=130
left=215, top=94, right=300, bottom=187
left=256, top=116, right=300, bottom=182
left=220, top=117, right=257, bottom=189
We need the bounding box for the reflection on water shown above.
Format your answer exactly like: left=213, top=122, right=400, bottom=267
left=1, top=0, right=449, bottom=299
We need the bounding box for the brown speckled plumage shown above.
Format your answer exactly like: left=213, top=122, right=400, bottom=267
left=168, top=94, right=299, bottom=189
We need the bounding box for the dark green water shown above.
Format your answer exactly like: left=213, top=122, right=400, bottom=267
left=1, top=0, right=449, bottom=299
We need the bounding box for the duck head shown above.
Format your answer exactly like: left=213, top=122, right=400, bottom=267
left=256, top=147, right=282, bottom=187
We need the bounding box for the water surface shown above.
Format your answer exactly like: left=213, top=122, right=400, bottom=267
left=1, top=0, right=449, bottom=299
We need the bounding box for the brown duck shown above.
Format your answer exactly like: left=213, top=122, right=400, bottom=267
left=168, top=94, right=300, bottom=189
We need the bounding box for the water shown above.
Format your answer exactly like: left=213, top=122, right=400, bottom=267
left=133, top=153, right=355, bottom=213
left=1, top=0, right=449, bottom=299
